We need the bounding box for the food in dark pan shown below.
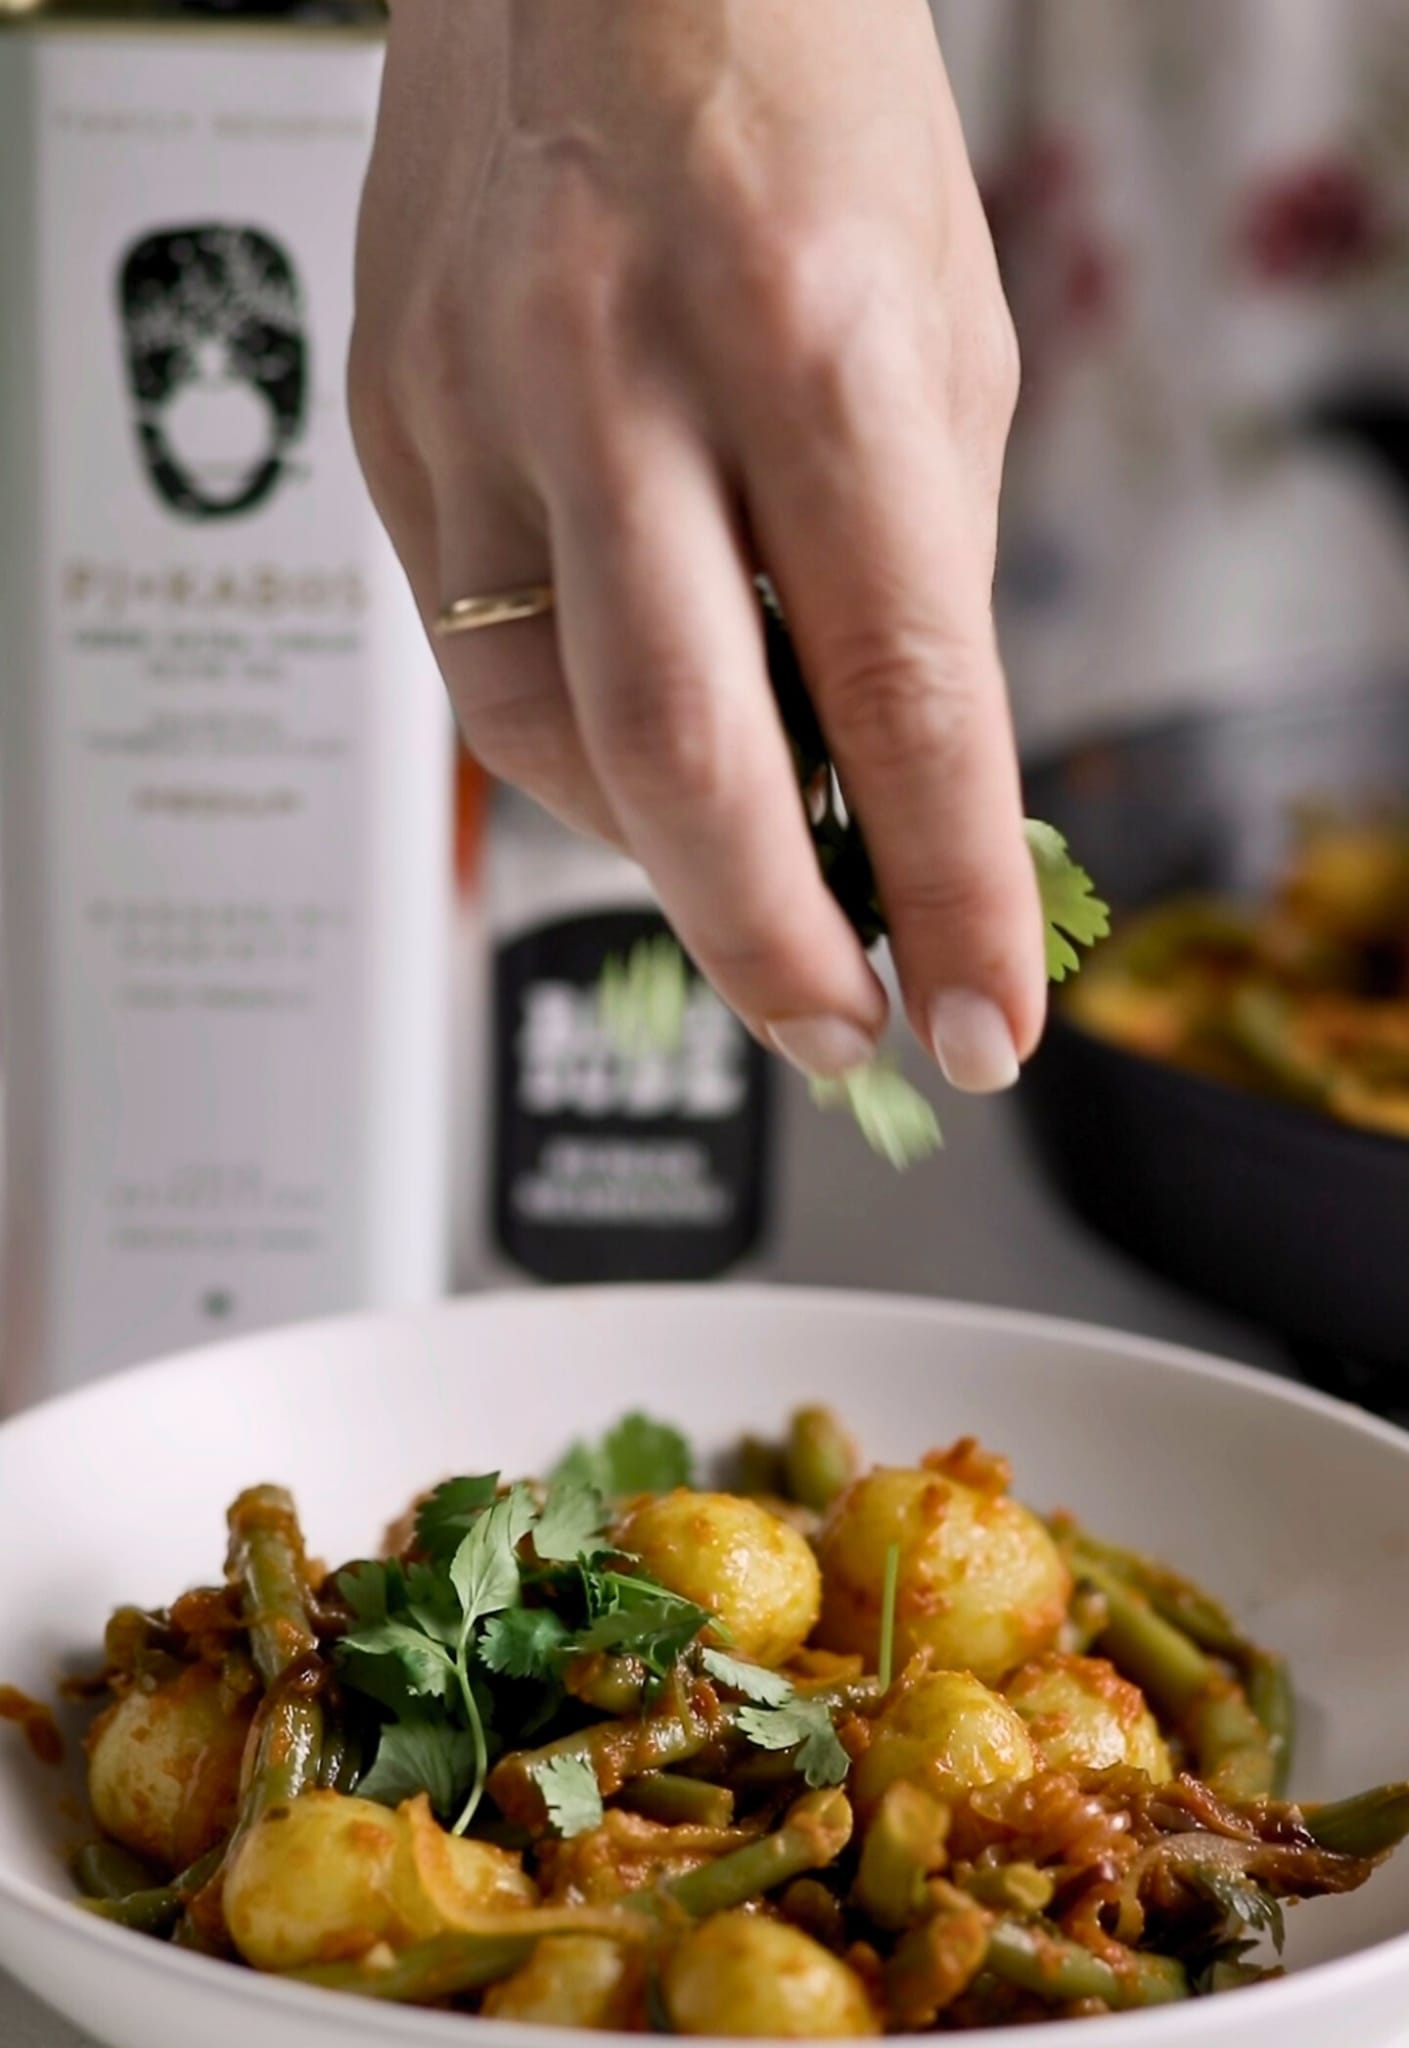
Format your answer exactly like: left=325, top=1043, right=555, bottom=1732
left=65, top=1406, right=1406, bottom=2034
left=1065, top=819, right=1409, bottom=1140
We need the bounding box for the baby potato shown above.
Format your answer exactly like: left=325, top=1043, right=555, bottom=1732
left=664, top=1912, right=879, bottom=2037
left=226, top=1791, right=404, bottom=1971
left=614, top=1490, right=821, bottom=1667
left=225, top=1791, right=536, bottom=1971
left=1005, top=1654, right=1173, bottom=1781
left=87, top=1662, right=253, bottom=1874
left=483, top=1935, right=643, bottom=2029
left=815, top=1466, right=1070, bottom=1685
left=850, top=1670, right=1037, bottom=1823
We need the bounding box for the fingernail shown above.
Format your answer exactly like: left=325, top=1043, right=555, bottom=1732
left=765, top=1016, right=877, bottom=1080
left=928, top=990, right=1020, bottom=1094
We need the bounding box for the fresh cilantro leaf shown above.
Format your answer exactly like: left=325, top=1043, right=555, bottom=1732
left=1025, top=820, right=1112, bottom=983
left=737, top=1696, right=850, bottom=1789
left=404, top=1562, right=462, bottom=1649
left=699, top=1648, right=793, bottom=1707
left=338, top=1618, right=456, bottom=1708
left=449, top=1484, right=537, bottom=1631
left=338, top=1559, right=395, bottom=1624
left=534, top=1479, right=611, bottom=1564
left=598, top=935, right=689, bottom=1060
left=356, top=1718, right=480, bottom=1823
left=529, top=1754, right=605, bottom=1840
left=1185, top=1865, right=1286, bottom=1957
left=480, top=1608, right=573, bottom=1681
left=573, top=1589, right=716, bottom=1671
left=555, top=1413, right=695, bottom=1498
left=810, top=1058, right=943, bottom=1169
left=606, top=1414, right=695, bottom=1493
left=415, top=1474, right=501, bottom=1561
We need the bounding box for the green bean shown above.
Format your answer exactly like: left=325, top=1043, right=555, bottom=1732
left=1244, top=1651, right=1296, bottom=1798
left=175, top=1490, right=327, bottom=1946
left=494, top=1680, right=874, bottom=1829
left=73, top=1841, right=160, bottom=1903
left=1187, top=1691, right=1278, bottom=1804
left=1061, top=1525, right=1297, bottom=1788
left=225, top=1485, right=319, bottom=1689
left=778, top=1877, right=847, bottom=1950
left=81, top=1888, right=186, bottom=1940
left=782, top=1408, right=858, bottom=1514
left=563, top=1654, right=648, bottom=1717
left=101, top=1607, right=180, bottom=1682
left=965, top=1862, right=1056, bottom=1916
left=793, top=1674, right=885, bottom=1715
left=315, top=1717, right=362, bottom=1795
left=885, top=1905, right=990, bottom=2028
left=1078, top=1560, right=1274, bottom=1797
left=736, top=1436, right=785, bottom=1499
left=853, top=1781, right=950, bottom=1931
left=1059, top=1583, right=1111, bottom=1656
left=617, top=1772, right=735, bottom=1830
left=226, top=1488, right=326, bottom=1817
left=79, top=1847, right=223, bottom=1937
left=653, top=1789, right=853, bottom=1920
left=1067, top=1531, right=1245, bottom=1658
left=288, top=1932, right=540, bottom=2003
left=1303, top=1783, right=1409, bottom=1859
left=984, top=1921, right=1188, bottom=2010
left=488, top=1694, right=710, bottom=1829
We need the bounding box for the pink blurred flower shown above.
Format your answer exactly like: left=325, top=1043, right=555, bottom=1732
left=1239, top=158, right=1392, bottom=285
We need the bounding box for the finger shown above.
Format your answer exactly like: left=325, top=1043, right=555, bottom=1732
left=543, top=422, right=888, bottom=1072
left=352, top=340, right=622, bottom=846
left=744, top=418, right=1045, bottom=1091
left=411, top=455, right=623, bottom=845
left=428, top=502, right=622, bottom=848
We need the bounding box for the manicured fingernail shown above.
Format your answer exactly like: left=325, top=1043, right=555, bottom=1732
left=928, top=990, right=1020, bottom=1094
left=765, top=1016, right=877, bottom=1080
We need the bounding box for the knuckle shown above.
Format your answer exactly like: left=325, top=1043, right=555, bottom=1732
left=954, top=299, right=1022, bottom=435
left=889, top=859, right=996, bottom=934
left=822, top=630, right=987, bottom=781
left=372, top=276, right=477, bottom=436
left=346, top=325, right=396, bottom=464
left=515, top=255, right=620, bottom=382
left=595, top=670, right=731, bottom=813
left=721, top=212, right=884, bottom=380
left=454, top=675, right=567, bottom=791
left=346, top=327, right=426, bottom=532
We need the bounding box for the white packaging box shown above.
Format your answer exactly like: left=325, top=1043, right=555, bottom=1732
left=0, top=8, right=454, bottom=1403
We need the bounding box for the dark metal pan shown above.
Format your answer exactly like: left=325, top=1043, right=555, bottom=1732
left=1015, top=672, right=1409, bottom=1405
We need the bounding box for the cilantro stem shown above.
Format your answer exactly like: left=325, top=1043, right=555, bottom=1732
left=451, top=1640, right=490, bottom=1838
left=878, top=1543, right=900, bottom=1693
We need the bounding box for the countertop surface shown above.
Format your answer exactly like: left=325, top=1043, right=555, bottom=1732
left=0, top=1060, right=1303, bottom=2044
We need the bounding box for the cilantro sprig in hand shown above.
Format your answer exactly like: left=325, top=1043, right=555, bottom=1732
left=596, top=591, right=1109, bottom=1168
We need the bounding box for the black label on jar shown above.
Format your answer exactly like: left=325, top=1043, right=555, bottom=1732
left=491, top=908, right=772, bottom=1283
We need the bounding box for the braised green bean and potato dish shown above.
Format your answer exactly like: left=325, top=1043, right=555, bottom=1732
left=72, top=1409, right=1407, bottom=2034
left=1066, top=819, right=1409, bottom=1138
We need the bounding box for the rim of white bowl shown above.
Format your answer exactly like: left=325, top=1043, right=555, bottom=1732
left=0, top=1285, right=1406, bottom=2048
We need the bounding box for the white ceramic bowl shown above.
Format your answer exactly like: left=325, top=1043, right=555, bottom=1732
left=0, top=1288, right=1407, bottom=2048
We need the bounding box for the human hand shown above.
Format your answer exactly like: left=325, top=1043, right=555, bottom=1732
left=351, top=0, right=1041, bottom=1091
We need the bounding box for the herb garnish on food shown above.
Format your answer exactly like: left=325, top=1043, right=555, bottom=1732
left=335, top=1418, right=848, bottom=1839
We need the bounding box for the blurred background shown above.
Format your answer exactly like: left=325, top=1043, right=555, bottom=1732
left=1, top=0, right=1407, bottom=1415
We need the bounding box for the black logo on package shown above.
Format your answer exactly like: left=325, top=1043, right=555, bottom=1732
left=117, top=224, right=308, bottom=522
left=492, top=910, right=772, bottom=1285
